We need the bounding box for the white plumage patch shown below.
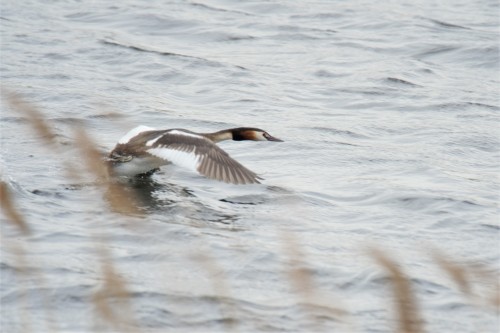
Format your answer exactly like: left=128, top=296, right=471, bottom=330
left=118, top=125, right=156, bottom=144
left=146, top=135, right=162, bottom=146
left=147, top=147, right=200, bottom=173
left=168, top=129, right=204, bottom=139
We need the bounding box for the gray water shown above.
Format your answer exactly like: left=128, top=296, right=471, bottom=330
left=1, top=1, right=499, bottom=332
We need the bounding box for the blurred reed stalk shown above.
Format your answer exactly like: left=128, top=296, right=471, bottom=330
left=69, top=111, right=141, bottom=331
left=2, top=89, right=141, bottom=332
left=281, top=231, right=348, bottom=331
left=431, top=248, right=500, bottom=311
left=73, top=127, right=142, bottom=216
left=1, top=181, right=30, bottom=235
left=370, top=247, right=424, bottom=333
left=1, top=181, right=32, bottom=332
left=191, top=244, right=239, bottom=332
left=2, top=185, right=58, bottom=332
left=2, top=88, right=142, bottom=216
left=2, top=90, right=57, bottom=145
left=91, top=236, right=138, bottom=333
left=1, top=89, right=80, bottom=180
left=1, top=92, right=62, bottom=332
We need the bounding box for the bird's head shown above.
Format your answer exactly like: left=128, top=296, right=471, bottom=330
left=231, top=127, right=283, bottom=142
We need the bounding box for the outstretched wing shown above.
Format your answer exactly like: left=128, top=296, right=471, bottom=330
left=146, top=130, right=262, bottom=185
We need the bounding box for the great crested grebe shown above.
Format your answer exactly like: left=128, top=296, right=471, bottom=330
left=108, top=125, right=283, bottom=184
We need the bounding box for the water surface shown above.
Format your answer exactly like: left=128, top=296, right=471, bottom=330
left=1, top=1, right=499, bottom=332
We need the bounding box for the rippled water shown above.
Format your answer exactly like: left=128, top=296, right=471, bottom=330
left=1, top=1, right=499, bottom=332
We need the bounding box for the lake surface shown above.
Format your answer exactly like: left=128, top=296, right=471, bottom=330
left=1, top=1, right=499, bottom=332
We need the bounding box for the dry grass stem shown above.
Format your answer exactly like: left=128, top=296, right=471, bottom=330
left=2, top=89, right=82, bottom=181
left=431, top=249, right=500, bottom=311
left=1, top=238, right=32, bottom=333
left=1, top=181, right=30, bottom=235
left=473, top=264, right=500, bottom=310
left=73, top=128, right=109, bottom=179
left=282, top=231, right=315, bottom=301
left=73, top=128, right=141, bottom=216
left=3, top=89, right=139, bottom=215
left=370, top=248, right=424, bottom=333
left=2, top=90, right=57, bottom=146
left=192, top=248, right=238, bottom=332
left=0, top=202, right=58, bottom=332
left=431, top=250, right=471, bottom=296
left=92, top=241, right=137, bottom=333
left=281, top=231, right=346, bottom=330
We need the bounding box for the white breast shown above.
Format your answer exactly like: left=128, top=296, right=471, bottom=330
left=112, top=155, right=167, bottom=177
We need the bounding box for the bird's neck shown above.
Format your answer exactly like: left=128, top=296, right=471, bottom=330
left=203, top=129, right=234, bottom=143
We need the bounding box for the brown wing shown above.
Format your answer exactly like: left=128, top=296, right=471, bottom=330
left=147, top=130, right=262, bottom=185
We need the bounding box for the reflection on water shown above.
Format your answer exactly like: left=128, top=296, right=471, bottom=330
left=126, top=176, right=242, bottom=228
left=127, top=176, right=195, bottom=209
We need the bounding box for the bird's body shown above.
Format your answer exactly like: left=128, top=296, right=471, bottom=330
left=108, top=126, right=282, bottom=184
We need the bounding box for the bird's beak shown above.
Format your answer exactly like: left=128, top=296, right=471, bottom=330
left=265, top=134, right=283, bottom=142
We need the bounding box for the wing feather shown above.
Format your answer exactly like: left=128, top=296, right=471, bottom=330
left=145, top=130, right=261, bottom=184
